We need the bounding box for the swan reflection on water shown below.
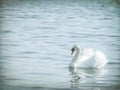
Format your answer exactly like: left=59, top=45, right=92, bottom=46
left=69, top=67, right=108, bottom=88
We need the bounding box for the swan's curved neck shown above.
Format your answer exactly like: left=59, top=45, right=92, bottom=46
left=70, top=48, right=80, bottom=67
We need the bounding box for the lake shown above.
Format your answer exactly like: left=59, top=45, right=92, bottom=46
left=0, top=0, right=120, bottom=90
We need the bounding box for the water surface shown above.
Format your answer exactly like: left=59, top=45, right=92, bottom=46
left=0, top=0, right=120, bottom=90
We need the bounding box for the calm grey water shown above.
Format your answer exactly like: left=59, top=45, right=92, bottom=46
left=0, top=0, right=120, bottom=90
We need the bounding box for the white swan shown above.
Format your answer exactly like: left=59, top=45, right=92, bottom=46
left=69, top=45, right=108, bottom=68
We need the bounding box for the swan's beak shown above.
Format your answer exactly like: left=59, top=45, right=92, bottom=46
left=71, top=48, right=75, bottom=55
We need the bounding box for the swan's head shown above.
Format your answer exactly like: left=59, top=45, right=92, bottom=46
left=71, top=45, right=80, bottom=55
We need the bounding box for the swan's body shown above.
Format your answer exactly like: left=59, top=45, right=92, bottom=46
left=70, top=45, right=108, bottom=68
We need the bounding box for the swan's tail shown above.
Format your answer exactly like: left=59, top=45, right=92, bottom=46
left=103, top=58, right=109, bottom=66
left=98, top=58, right=109, bottom=68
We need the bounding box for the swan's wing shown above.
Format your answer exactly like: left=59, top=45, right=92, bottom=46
left=77, top=48, right=95, bottom=67
left=81, top=48, right=95, bottom=57
left=79, top=49, right=108, bottom=68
